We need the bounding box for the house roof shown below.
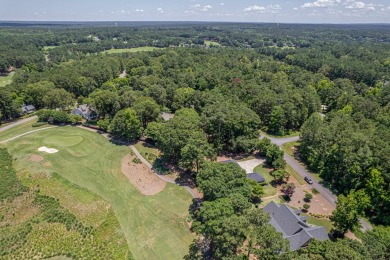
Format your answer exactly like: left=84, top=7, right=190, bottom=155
left=22, top=105, right=36, bottom=113
left=72, top=104, right=97, bottom=118
left=264, top=201, right=328, bottom=251
left=247, top=172, right=265, bottom=183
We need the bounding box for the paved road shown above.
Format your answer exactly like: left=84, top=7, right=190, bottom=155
left=261, top=133, right=373, bottom=231
left=0, top=116, right=38, bottom=133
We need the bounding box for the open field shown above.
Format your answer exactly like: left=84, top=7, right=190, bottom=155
left=101, top=47, right=162, bottom=54
left=0, top=118, right=48, bottom=142
left=2, top=126, right=194, bottom=259
left=204, top=40, right=221, bottom=47
left=0, top=71, right=15, bottom=87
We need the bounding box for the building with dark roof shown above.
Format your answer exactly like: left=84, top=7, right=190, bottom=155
left=264, top=201, right=329, bottom=251
left=247, top=172, right=265, bottom=183
left=21, top=104, right=36, bottom=114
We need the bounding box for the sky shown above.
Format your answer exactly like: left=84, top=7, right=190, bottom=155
left=0, top=0, right=389, bottom=24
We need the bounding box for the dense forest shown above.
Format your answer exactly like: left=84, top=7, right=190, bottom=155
left=0, top=22, right=389, bottom=259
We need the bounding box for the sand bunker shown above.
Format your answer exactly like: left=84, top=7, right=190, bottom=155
left=38, top=146, right=59, bottom=154
left=29, top=154, right=44, bottom=162
left=121, top=155, right=166, bottom=195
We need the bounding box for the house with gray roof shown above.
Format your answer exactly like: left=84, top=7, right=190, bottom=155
left=72, top=104, right=98, bottom=121
left=21, top=104, right=36, bottom=114
left=264, top=201, right=328, bottom=251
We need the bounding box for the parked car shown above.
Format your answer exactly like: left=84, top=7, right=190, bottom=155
left=304, top=176, right=313, bottom=184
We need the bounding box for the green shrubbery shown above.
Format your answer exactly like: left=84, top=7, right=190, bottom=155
left=37, top=109, right=82, bottom=125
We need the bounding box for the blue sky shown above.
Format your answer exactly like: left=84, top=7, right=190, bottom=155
left=0, top=0, right=389, bottom=23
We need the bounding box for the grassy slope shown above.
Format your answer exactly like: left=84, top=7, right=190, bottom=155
left=101, top=47, right=161, bottom=54
left=0, top=118, right=48, bottom=142
left=4, top=126, right=193, bottom=260
left=0, top=71, right=15, bottom=87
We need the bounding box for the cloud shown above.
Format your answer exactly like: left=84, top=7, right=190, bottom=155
left=345, top=1, right=375, bottom=10
left=244, top=5, right=281, bottom=13
left=156, top=8, right=164, bottom=13
left=135, top=9, right=144, bottom=12
left=219, top=3, right=225, bottom=6
left=302, top=0, right=342, bottom=8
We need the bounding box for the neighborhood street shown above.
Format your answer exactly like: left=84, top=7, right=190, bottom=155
left=263, top=133, right=373, bottom=231
left=0, top=115, right=37, bottom=133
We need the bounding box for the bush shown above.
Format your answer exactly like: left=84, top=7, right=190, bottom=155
left=305, top=193, right=313, bottom=201
left=303, top=204, right=310, bottom=211
left=132, top=158, right=141, bottom=164
left=312, top=188, right=319, bottom=194
left=37, top=109, right=70, bottom=125
left=32, top=122, right=46, bottom=127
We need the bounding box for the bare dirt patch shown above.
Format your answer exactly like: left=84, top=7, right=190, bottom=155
left=29, top=154, right=43, bottom=162
left=121, top=155, right=166, bottom=195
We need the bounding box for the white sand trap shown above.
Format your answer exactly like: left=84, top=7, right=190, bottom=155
left=38, top=146, right=59, bottom=154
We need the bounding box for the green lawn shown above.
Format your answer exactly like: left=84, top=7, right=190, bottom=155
left=302, top=213, right=333, bottom=233
left=0, top=71, right=15, bottom=87
left=204, top=40, right=221, bottom=47
left=3, top=127, right=193, bottom=260
left=0, top=118, right=49, bottom=143
left=253, top=164, right=277, bottom=197
left=101, top=47, right=162, bottom=54
left=134, top=141, right=160, bottom=164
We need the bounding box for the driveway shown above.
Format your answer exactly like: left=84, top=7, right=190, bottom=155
left=237, top=158, right=265, bottom=173
left=0, top=116, right=37, bottom=133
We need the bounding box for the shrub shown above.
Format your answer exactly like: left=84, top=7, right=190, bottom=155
left=303, top=204, right=310, bottom=211
left=32, top=122, right=46, bottom=127
left=305, top=193, right=313, bottom=201
left=132, top=158, right=141, bottom=164
left=312, top=188, right=319, bottom=194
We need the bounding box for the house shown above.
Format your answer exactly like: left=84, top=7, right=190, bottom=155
left=264, top=201, right=328, bottom=251
left=72, top=104, right=98, bottom=121
left=220, top=160, right=265, bottom=183
left=160, top=112, right=174, bottom=121
left=22, top=104, right=36, bottom=114
left=247, top=172, right=265, bottom=183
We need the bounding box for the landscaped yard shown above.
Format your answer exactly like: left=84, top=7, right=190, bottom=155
left=2, top=126, right=194, bottom=259
left=0, top=71, right=15, bottom=87
left=253, top=164, right=277, bottom=197
left=101, top=47, right=162, bottom=54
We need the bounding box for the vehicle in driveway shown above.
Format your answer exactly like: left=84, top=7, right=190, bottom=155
left=304, top=176, right=313, bottom=184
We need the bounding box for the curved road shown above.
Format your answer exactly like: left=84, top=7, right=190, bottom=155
left=261, top=133, right=372, bottom=231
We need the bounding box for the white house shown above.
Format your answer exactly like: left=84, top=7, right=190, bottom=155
left=72, top=104, right=98, bottom=121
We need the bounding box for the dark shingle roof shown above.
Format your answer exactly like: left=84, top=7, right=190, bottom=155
left=264, top=201, right=328, bottom=251
left=247, top=172, right=265, bottom=183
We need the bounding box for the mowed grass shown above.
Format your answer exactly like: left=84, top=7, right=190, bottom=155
left=0, top=71, right=15, bottom=87
left=101, top=47, right=162, bottom=54
left=204, top=40, right=221, bottom=47
left=134, top=141, right=160, bottom=164
left=253, top=164, right=277, bottom=197
left=4, top=127, right=194, bottom=260
left=0, top=118, right=48, bottom=143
